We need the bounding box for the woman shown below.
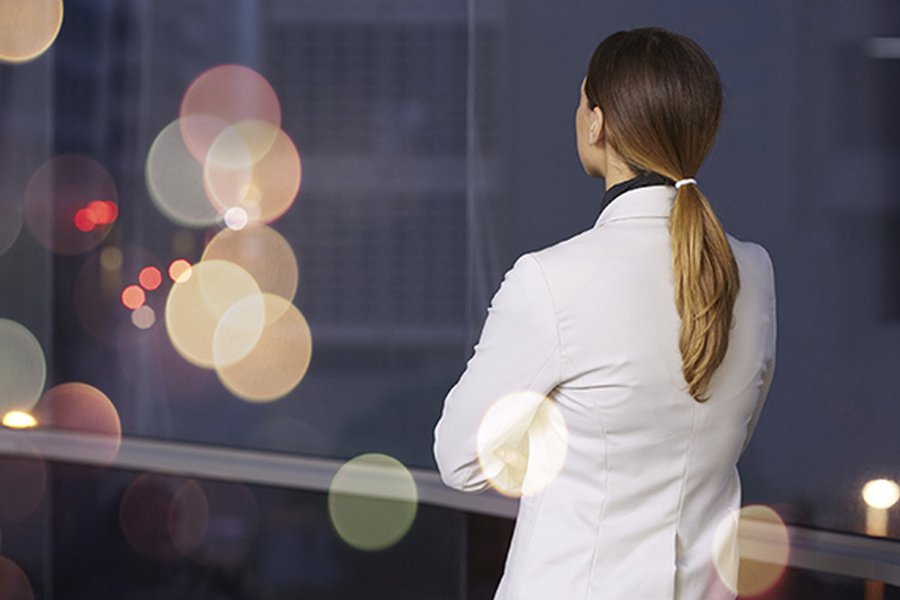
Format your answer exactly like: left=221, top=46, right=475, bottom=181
left=433, top=27, right=776, bottom=599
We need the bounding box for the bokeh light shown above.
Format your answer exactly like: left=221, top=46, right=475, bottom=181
left=168, top=258, right=192, bottom=283
left=215, top=294, right=312, bottom=402
left=202, top=224, right=299, bottom=303
left=224, top=207, right=248, bottom=230
left=862, top=479, right=900, bottom=510
left=165, top=259, right=264, bottom=368
left=0, top=0, right=63, bottom=65
left=74, top=245, right=159, bottom=347
left=32, top=382, right=122, bottom=465
left=190, top=481, right=260, bottom=567
left=121, top=285, right=146, bottom=310
left=179, top=65, right=281, bottom=163
left=171, top=230, right=196, bottom=258
left=146, top=118, right=223, bottom=228
left=0, top=438, right=46, bottom=525
left=100, top=246, right=123, bottom=271
left=0, top=555, right=35, bottom=600
left=328, top=453, right=418, bottom=551
left=712, top=504, right=790, bottom=596
left=169, top=479, right=210, bottom=556
left=0, top=320, right=46, bottom=414
left=88, top=199, right=118, bottom=224
left=24, top=155, right=118, bottom=255
left=0, top=193, right=23, bottom=256
left=204, top=122, right=301, bottom=225
left=138, top=266, right=162, bottom=291
left=74, top=200, right=118, bottom=232
left=120, top=475, right=210, bottom=561
left=476, top=390, right=568, bottom=497
left=131, top=305, right=156, bottom=330
left=2, top=411, right=37, bottom=429
left=73, top=208, right=95, bottom=232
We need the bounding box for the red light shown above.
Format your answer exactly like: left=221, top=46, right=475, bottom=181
left=88, top=200, right=118, bottom=225
left=73, top=208, right=96, bottom=232
left=121, top=285, right=146, bottom=310
left=138, top=266, right=162, bottom=291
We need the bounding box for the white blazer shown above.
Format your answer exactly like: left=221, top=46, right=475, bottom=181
left=433, top=184, right=776, bottom=600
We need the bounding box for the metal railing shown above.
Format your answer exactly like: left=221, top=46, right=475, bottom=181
left=1, top=428, right=898, bottom=587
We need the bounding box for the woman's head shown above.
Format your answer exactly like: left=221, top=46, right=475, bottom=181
left=579, top=27, right=722, bottom=181
left=581, top=28, right=739, bottom=403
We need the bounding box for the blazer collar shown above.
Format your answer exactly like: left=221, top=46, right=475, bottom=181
left=593, top=185, right=676, bottom=228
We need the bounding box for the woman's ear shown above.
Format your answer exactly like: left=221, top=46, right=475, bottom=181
left=588, top=106, right=605, bottom=145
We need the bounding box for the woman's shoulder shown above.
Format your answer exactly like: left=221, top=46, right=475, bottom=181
left=725, top=233, right=774, bottom=275
left=725, top=234, right=776, bottom=303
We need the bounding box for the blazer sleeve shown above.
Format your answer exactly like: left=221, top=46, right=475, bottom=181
left=741, top=246, right=777, bottom=455
left=433, top=253, right=562, bottom=492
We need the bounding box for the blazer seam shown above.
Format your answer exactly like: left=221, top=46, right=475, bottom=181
left=525, top=253, right=568, bottom=382
left=672, top=402, right=698, bottom=578
left=585, top=416, right=608, bottom=599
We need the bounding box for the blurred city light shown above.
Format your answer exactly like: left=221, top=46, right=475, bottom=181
left=476, top=390, right=568, bottom=497
left=100, top=246, right=123, bottom=271
left=2, top=411, right=37, bottom=429
left=120, top=475, right=210, bottom=561
left=0, top=0, right=63, bottom=65
left=138, top=266, right=163, bottom=291
left=24, top=155, right=118, bottom=254
left=215, top=294, right=312, bottom=402
left=165, top=259, right=264, bottom=368
left=168, top=258, right=193, bottom=283
left=0, top=555, right=35, bottom=599
left=146, top=118, right=224, bottom=228
left=33, top=382, right=122, bottom=465
left=204, top=122, right=301, bottom=225
left=712, top=504, right=790, bottom=596
left=0, top=195, right=23, bottom=256
left=190, top=481, right=259, bottom=567
left=179, top=64, right=282, bottom=163
left=224, top=207, right=248, bottom=230
left=862, top=479, right=900, bottom=510
left=328, top=453, right=418, bottom=551
left=0, top=320, right=47, bottom=414
left=202, top=224, right=299, bottom=303
left=0, top=438, right=47, bottom=524
left=131, top=305, right=156, bottom=330
left=121, top=284, right=146, bottom=310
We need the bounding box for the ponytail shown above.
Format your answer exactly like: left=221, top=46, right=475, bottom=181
left=584, top=27, right=735, bottom=402
left=668, top=182, right=740, bottom=402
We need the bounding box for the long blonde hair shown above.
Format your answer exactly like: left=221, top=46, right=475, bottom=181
left=585, top=28, right=739, bottom=402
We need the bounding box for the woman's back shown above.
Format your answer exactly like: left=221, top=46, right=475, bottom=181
left=476, top=184, right=776, bottom=599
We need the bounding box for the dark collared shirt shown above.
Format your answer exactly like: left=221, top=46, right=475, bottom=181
left=600, top=172, right=672, bottom=213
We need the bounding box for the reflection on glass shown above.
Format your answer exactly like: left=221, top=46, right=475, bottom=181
left=179, top=65, right=282, bottom=164
left=712, top=504, right=790, bottom=596
left=0, top=0, right=63, bottom=64
left=328, top=453, right=418, bottom=551
left=23, top=155, right=117, bottom=255
left=165, top=259, right=264, bottom=369
left=0, top=555, right=34, bottom=599
left=214, top=293, right=312, bottom=402
left=476, top=390, right=568, bottom=497
left=33, top=382, right=122, bottom=465
left=0, top=320, right=46, bottom=414
left=1, top=411, right=37, bottom=430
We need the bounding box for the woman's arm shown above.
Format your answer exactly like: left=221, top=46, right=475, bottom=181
left=742, top=246, right=777, bottom=455
left=433, top=253, right=562, bottom=492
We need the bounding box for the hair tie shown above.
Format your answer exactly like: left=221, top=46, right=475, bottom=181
left=674, top=178, right=697, bottom=189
